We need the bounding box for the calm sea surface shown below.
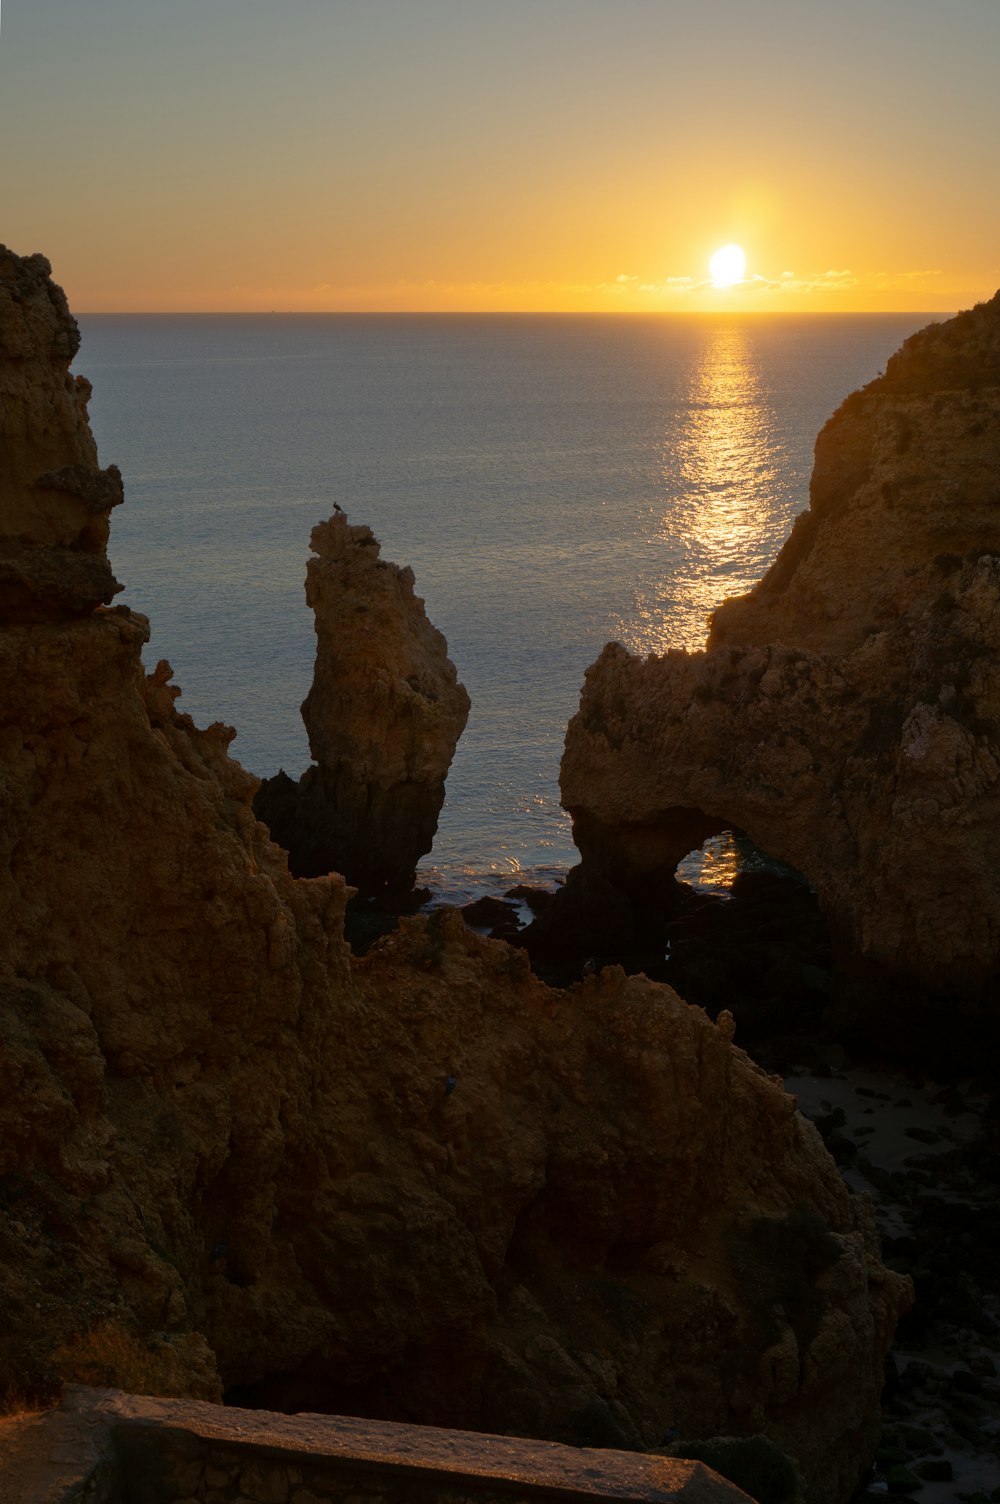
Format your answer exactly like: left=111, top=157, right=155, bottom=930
left=78, top=313, right=935, bottom=901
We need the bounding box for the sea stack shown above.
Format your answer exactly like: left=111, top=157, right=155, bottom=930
left=551, top=292, right=1000, bottom=1036
left=255, top=513, right=470, bottom=897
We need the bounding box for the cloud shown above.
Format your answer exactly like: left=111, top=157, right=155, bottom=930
left=869, top=268, right=943, bottom=286
left=214, top=264, right=952, bottom=313
left=633, top=276, right=699, bottom=295
left=743, top=268, right=859, bottom=295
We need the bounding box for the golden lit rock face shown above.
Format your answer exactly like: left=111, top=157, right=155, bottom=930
left=713, top=292, right=1000, bottom=656
left=0, top=245, right=123, bottom=620
left=561, top=292, right=1000, bottom=1009
left=0, top=245, right=908, bottom=1504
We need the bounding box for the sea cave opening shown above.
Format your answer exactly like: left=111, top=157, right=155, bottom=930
left=676, top=828, right=808, bottom=900
left=664, top=829, right=834, bottom=1068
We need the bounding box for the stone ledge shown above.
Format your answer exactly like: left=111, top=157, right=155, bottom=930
left=0, top=1388, right=756, bottom=1504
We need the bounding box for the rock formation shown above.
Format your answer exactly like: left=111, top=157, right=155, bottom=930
left=549, top=293, right=1000, bottom=1026
left=255, top=514, right=470, bottom=897
left=0, top=245, right=909, bottom=1504
left=0, top=246, right=123, bottom=620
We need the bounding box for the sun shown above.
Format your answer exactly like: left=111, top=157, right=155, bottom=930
left=709, top=243, right=747, bottom=288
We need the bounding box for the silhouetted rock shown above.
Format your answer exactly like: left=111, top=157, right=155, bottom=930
left=461, top=895, right=519, bottom=930
left=0, top=245, right=123, bottom=619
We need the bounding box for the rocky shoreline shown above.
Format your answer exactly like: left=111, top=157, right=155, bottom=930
left=528, top=290, right=1000, bottom=1033
left=794, top=1064, right=1000, bottom=1504
left=457, top=865, right=1000, bottom=1504
left=3, top=242, right=1000, bottom=1504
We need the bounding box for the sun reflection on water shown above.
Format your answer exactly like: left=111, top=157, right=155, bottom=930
left=676, top=830, right=742, bottom=895
left=676, top=830, right=812, bottom=899
left=613, top=325, right=782, bottom=656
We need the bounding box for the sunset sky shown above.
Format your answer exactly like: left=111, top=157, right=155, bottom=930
left=2, top=0, right=998, bottom=313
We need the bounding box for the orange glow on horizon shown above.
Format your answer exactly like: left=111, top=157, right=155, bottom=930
left=3, top=4, right=998, bottom=317
left=64, top=263, right=981, bottom=317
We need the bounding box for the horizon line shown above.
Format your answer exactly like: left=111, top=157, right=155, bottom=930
left=75, top=307, right=952, bottom=318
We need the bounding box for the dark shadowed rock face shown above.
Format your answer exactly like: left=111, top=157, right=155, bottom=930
left=255, top=514, right=469, bottom=898
left=543, top=294, right=1000, bottom=1038
left=0, top=245, right=123, bottom=620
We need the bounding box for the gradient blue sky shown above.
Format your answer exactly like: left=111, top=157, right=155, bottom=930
left=2, top=0, right=998, bottom=310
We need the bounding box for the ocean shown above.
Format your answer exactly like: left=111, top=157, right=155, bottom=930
left=78, top=312, right=936, bottom=902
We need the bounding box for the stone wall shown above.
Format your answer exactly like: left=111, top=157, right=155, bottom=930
left=0, top=1389, right=754, bottom=1504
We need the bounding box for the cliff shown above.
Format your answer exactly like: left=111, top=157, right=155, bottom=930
left=255, top=514, right=470, bottom=896
left=553, top=294, right=1000, bottom=1023
left=0, top=245, right=123, bottom=620
left=0, top=246, right=908, bottom=1504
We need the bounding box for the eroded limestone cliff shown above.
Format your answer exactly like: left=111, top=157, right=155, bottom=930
left=255, top=514, right=470, bottom=896
left=0, top=245, right=123, bottom=620
left=0, top=246, right=908, bottom=1504
left=553, top=294, right=1000, bottom=1023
